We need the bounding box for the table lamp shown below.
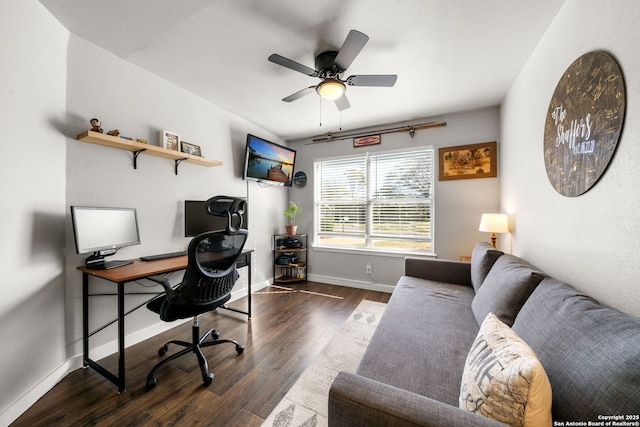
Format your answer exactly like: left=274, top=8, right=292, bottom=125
left=479, top=213, right=509, bottom=248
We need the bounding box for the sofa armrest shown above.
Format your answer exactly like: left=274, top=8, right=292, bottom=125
left=329, top=372, right=508, bottom=427
left=405, top=257, right=472, bottom=287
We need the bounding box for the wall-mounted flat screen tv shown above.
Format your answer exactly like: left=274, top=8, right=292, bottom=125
left=243, top=134, right=296, bottom=187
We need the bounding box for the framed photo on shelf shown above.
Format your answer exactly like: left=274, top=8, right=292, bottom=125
left=439, top=141, right=497, bottom=181
left=160, top=130, right=180, bottom=151
left=181, top=141, right=201, bottom=156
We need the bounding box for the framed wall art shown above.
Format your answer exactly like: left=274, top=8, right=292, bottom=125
left=353, top=134, right=381, bottom=147
left=181, top=141, right=201, bottom=156
left=160, top=130, right=180, bottom=151
left=439, top=141, right=497, bottom=181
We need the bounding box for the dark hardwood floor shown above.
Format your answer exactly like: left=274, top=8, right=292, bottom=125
left=12, top=282, right=390, bottom=427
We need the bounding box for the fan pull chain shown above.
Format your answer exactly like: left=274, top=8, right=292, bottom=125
left=319, top=96, right=322, bottom=127
left=339, top=110, right=342, bottom=131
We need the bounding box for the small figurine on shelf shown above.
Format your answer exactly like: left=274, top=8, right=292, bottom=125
left=106, top=129, right=120, bottom=137
left=90, top=118, right=103, bottom=133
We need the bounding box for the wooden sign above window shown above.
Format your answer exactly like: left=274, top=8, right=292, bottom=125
left=543, top=51, right=626, bottom=197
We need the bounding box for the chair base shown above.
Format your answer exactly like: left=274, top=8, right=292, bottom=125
left=146, top=317, right=244, bottom=390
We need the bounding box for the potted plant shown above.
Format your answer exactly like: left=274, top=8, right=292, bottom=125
left=284, top=201, right=302, bottom=236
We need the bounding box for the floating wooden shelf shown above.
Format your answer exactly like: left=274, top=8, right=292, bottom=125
left=76, top=130, right=222, bottom=174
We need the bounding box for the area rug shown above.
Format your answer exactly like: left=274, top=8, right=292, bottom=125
left=261, top=299, right=387, bottom=427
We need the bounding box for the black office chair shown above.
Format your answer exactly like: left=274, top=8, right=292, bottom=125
left=145, top=197, right=248, bottom=390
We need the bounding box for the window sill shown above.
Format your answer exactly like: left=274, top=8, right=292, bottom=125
left=311, top=245, right=436, bottom=259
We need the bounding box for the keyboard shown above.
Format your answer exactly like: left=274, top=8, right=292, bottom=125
left=140, top=251, right=187, bottom=261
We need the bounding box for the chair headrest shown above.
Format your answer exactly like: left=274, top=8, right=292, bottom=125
left=204, top=195, right=246, bottom=234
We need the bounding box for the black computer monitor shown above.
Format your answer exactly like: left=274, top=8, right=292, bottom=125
left=71, top=206, right=140, bottom=269
left=184, top=200, right=248, bottom=237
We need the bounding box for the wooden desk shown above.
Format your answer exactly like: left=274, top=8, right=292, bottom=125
left=78, top=250, right=252, bottom=393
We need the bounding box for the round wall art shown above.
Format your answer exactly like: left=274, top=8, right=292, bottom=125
left=543, top=50, right=626, bottom=197
left=293, top=171, right=307, bottom=187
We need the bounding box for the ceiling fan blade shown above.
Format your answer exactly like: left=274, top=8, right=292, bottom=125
left=334, top=94, right=351, bottom=111
left=282, top=86, right=317, bottom=102
left=268, top=54, right=318, bottom=76
left=333, top=30, right=369, bottom=71
left=347, top=74, right=398, bottom=87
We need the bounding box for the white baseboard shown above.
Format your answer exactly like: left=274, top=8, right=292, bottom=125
left=0, top=359, right=74, bottom=426
left=308, top=274, right=395, bottom=294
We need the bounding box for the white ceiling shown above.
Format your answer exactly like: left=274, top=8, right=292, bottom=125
left=40, top=0, right=565, bottom=141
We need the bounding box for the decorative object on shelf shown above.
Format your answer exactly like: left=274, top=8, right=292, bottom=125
left=181, top=141, right=201, bottom=156
left=479, top=213, right=509, bottom=248
left=277, top=236, right=303, bottom=249
left=284, top=201, right=302, bottom=236
left=89, top=118, right=103, bottom=133
left=353, top=134, right=381, bottom=147
left=439, top=141, right=497, bottom=181
left=106, top=129, right=120, bottom=137
left=293, top=171, right=307, bottom=187
left=544, top=50, right=626, bottom=197
left=136, top=139, right=148, bottom=144
left=160, top=130, right=180, bottom=151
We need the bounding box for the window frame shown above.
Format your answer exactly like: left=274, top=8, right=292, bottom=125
left=314, top=146, right=435, bottom=255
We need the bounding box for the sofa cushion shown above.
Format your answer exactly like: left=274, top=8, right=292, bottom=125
left=472, top=254, right=545, bottom=326
left=470, top=242, right=504, bottom=292
left=512, top=278, right=640, bottom=422
left=355, top=276, right=479, bottom=406
left=460, top=313, right=552, bottom=427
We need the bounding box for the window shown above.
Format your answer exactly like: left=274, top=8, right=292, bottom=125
left=314, top=147, right=434, bottom=254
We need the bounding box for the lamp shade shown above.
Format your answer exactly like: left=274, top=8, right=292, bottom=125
left=316, top=79, right=345, bottom=100
left=479, top=213, right=509, bottom=233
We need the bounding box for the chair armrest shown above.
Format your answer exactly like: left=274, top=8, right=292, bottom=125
left=146, top=275, right=177, bottom=299
left=329, top=372, right=508, bottom=427
left=404, top=257, right=472, bottom=287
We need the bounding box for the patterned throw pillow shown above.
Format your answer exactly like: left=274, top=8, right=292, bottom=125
left=459, top=313, right=552, bottom=427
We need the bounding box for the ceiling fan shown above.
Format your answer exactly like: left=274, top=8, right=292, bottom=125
left=268, top=30, right=397, bottom=111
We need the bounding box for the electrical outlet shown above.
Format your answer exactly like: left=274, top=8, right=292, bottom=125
left=366, top=264, right=372, bottom=274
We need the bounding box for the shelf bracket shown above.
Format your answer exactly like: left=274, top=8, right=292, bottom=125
left=132, top=149, right=147, bottom=169
left=174, top=158, right=187, bottom=175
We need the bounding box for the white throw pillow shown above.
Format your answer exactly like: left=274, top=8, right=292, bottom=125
left=459, top=312, right=552, bottom=427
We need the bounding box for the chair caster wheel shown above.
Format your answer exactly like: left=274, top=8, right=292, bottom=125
left=211, top=331, right=220, bottom=340
left=146, top=377, right=157, bottom=390
left=203, top=373, right=214, bottom=386
left=236, top=345, right=245, bottom=355
left=158, top=344, right=168, bottom=356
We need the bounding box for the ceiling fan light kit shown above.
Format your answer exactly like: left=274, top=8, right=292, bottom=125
left=317, top=79, right=345, bottom=100
left=268, top=30, right=397, bottom=111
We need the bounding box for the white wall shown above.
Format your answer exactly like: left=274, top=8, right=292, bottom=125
left=289, top=108, right=501, bottom=289
left=64, top=36, right=287, bottom=356
left=0, top=1, right=69, bottom=424
left=501, top=0, right=640, bottom=316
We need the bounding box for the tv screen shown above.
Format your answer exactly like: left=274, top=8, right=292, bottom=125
left=184, top=200, right=248, bottom=237
left=243, top=134, right=296, bottom=187
left=71, top=206, right=141, bottom=255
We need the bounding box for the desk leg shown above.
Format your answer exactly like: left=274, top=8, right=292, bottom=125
left=83, top=273, right=89, bottom=367
left=117, top=281, right=126, bottom=393
left=247, top=253, right=252, bottom=319
left=220, top=253, right=252, bottom=319
left=83, top=274, right=126, bottom=393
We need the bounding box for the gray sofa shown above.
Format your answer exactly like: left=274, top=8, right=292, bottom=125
left=329, top=242, right=640, bottom=426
